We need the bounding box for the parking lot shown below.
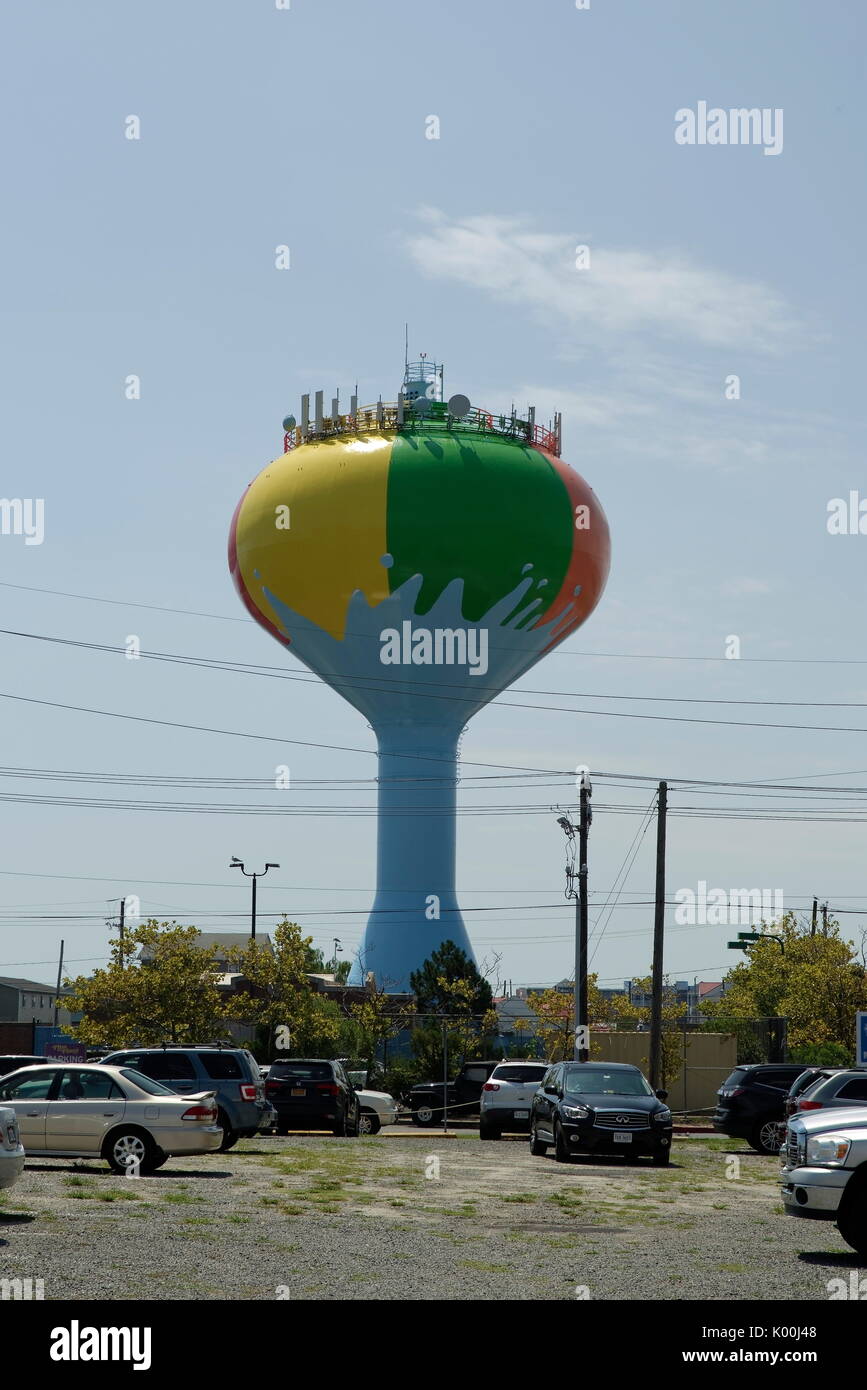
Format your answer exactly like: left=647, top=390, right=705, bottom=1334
left=0, top=1132, right=861, bottom=1301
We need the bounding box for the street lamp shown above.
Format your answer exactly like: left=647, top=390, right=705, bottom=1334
left=229, top=858, right=280, bottom=942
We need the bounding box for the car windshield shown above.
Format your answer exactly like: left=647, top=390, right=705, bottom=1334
left=563, top=1068, right=653, bottom=1097
left=118, top=1068, right=177, bottom=1097
left=491, top=1065, right=548, bottom=1084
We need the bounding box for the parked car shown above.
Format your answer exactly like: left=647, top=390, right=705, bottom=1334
left=792, top=1068, right=867, bottom=1115
left=530, top=1061, right=673, bottom=1165
left=0, top=1064, right=221, bottom=1173
left=0, top=1055, right=46, bottom=1077
left=783, top=1068, right=844, bottom=1121
left=713, top=1063, right=808, bottom=1154
left=781, top=1107, right=867, bottom=1258
left=102, top=1045, right=268, bottom=1151
left=409, top=1060, right=501, bottom=1127
left=264, top=1059, right=360, bottom=1136
left=0, top=1104, right=25, bottom=1190
left=479, top=1060, right=549, bottom=1138
left=355, top=1086, right=398, bottom=1135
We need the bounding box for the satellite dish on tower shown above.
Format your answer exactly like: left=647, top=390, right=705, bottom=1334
left=447, top=393, right=471, bottom=420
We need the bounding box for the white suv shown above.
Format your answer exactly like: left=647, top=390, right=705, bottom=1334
left=480, top=1060, right=549, bottom=1139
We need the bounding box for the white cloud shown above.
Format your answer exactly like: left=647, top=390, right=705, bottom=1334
left=405, top=209, right=800, bottom=352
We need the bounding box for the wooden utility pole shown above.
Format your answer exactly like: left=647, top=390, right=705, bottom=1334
left=577, top=776, right=591, bottom=1062
left=649, top=782, right=667, bottom=1090
left=53, top=938, right=64, bottom=1026
left=811, top=897, right=818, bottom=936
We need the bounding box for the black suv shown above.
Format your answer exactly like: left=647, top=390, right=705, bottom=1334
left=103, top=1045, right=267, bottom=1151
left=409, top=1060, right=500, bottom=1127
left=530, top=1061, right=673, bottom=1165
left=713, top=1063, right=808, bottom=1154
left=265, top=1058, right=360, bottom=1136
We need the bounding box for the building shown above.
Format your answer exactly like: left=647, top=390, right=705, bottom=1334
left=0, top=976, right=75, bottom=1027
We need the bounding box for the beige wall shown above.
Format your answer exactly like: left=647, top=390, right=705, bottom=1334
left=588, top=1030, right=737, bottom=1113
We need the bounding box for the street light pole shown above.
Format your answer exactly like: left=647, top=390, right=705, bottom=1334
left=229, top=858, right=280, bottom=942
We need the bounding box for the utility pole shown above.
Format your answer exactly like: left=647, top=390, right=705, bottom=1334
left=230, top=858, right=280, bottom=942
left=558, top=769, right=592, bottom=1064
left=119, top=896, right=125, bottom=961
left=821, top=902, right=829, bottom=935
left=649, top=781, right=667, bottom=1091
left=53, top=938, right=64, bottom=1027
left=811, top=897, right=818, bottom=936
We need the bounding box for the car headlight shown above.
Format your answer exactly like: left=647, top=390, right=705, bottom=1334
left=653, top=1109, right=672, bottom=1124
left=805, top=1135, right=851, bottom=1166
left=561, top=1104, right=591, bottom=1120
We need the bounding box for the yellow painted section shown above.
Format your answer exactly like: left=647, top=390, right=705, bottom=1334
left=234, top=434, right=393, bottom=641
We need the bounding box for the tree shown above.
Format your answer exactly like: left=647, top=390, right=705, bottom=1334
left=343, top=983, right=411, bottom=1077
left=232, top=919, right=341, bottom=1055
left=63, top=920, right=226, bottom=1047
left=701, top=912, right=867, bottom=1053
left=410, top=941, right=493, bottom=1015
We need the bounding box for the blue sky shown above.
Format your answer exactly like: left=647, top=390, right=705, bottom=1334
left=1, top=0, right=866, bottom=997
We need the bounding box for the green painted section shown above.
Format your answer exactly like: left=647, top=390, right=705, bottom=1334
left=385, top=431, right=574, bottom=622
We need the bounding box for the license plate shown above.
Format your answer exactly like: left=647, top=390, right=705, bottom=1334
left=514, top=1110, right=529, bottom=1120
left=613, top=1131, right=632, bottom=1143
left=291, top=1088, right=306, bottom=1097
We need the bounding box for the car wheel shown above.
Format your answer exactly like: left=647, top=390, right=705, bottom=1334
left=413, top=1103, right=437, bottom=1127
left=554, top=1120, right=571, bottom=1163
left=332, top=1113, right=348, bottom=1137
left=276, top=1124, right=289, bottom=1137
left=104, top=1128, right=156, bottom=1176
left=347, top=1106, right=360, bottom=1138
left=749, top=1120, right=783, bottom=1155
left=358, top=1110, right=381, bottom=1136
left=479, top=1118, right=500, bottom=1141
left=837, top=1190, right=867, bottom=1259
left=652, top=1149, right=671, bottom=1167
left=215, top=1110, right=238, bottom=1152
left=530, top=1123, right=548, bottom=1156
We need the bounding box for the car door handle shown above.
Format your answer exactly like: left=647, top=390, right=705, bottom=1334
left=25, top=1110, right=41, bottom=1116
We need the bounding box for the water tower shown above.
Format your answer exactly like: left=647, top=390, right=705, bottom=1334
left=229, top=357, right=610, bottom=990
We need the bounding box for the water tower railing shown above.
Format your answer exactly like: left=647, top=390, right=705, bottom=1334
left=283, top=401, right=559, bottom=456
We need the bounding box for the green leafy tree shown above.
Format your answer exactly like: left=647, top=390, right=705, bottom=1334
left=701, top=912, right=867, bottom=1052
left=233, top=919, right=341, bottom=1056
left=63, top=920, right=226, bottom=1046
left=410, top=941, right=493, bottom=1015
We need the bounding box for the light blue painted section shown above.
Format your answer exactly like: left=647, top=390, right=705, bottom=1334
left=263, top=569, right=578, bottom=990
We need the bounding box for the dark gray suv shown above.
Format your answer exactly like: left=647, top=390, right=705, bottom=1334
left=103, top=1045, right=268, bottom=1150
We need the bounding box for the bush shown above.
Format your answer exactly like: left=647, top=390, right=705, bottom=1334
left=789, top=1042, right=853, bottom=1067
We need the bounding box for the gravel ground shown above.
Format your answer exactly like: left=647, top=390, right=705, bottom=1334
left=0, top=1132, right=861, bottom=1301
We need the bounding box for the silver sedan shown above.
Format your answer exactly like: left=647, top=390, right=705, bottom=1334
left=0, top=1063, right=222, bottom=1174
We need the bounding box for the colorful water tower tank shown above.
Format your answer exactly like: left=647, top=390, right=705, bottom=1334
left=229, top=358, right=611, bottom=990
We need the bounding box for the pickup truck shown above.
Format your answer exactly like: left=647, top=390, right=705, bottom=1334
left=409, top=1060, right=500, bottom=1127
left=780, top=1107, right=867, bottom=1258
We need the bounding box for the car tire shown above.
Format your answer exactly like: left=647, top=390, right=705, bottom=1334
left=151, top=1152, right=169, bottom=1171
left=413, top=1103, right=437, bottom=1127
left=652, top=1149, right=671, bottom=1167
left=103, top=1127, right=157, bottom=1176
left=479, top=1119, right=500, bottom=1141
left=749, top=1120, right=783, bottom=1156
left=347, top=1106, right=360, bottom=1138
left=276, top=1124, right=289, bottom=1137
left=554, top=1120, right=571, bottom=1163
left=837, top=1191, right=867, bottom=1259
left=358, top=1110, right=381, bottom=1136
left=216, top=1111, right=239, bottom=1152
left=530, top=1123, right=548, bottom=1156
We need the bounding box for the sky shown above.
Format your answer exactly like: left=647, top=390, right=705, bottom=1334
left=1, top=0, right=866, bottom=999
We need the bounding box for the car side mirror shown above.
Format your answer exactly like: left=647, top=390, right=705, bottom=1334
left=544, top=1084, right=558, bottom=1095
left=655, top=1089, right=668, bottom=1101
